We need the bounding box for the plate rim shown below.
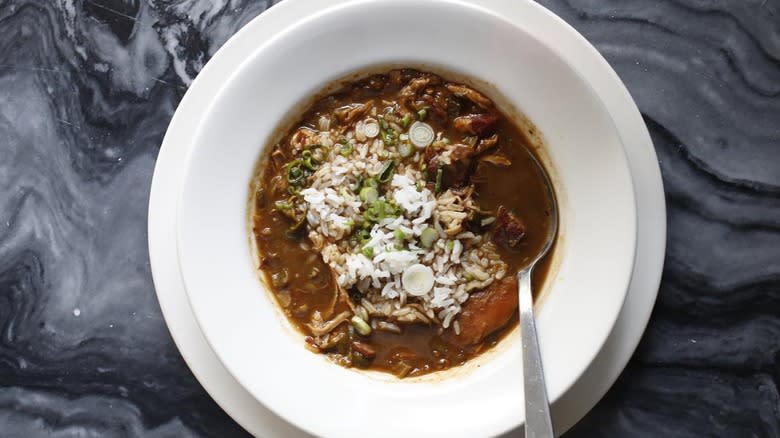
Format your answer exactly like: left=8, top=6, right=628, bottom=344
left=148, top=0, right=665, bottom=436
left=174, top=1, right=638, bottom=434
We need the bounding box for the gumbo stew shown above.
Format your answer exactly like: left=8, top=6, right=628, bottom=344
left=251, top=69, right=555, bottom=378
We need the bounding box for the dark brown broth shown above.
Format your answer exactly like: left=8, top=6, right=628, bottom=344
left=251, top=69, right=554, bottom=377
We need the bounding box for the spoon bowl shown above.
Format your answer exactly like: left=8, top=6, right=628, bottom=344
left=523, top=148, right=559, bottom=270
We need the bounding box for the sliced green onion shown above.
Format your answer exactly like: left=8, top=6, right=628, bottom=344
left=362, top=246, right=375, bottom=259
left=363, top=199, right=398, bottom=223
left=310, top=144, right=328, bottom=161
left=446, top=240, right=455, bottom=251
left=287, top=215, right=306, bottom=233
left=434, top=165, right=443, bottom=193
left=364, top=208, right=380, bottom=223
left=409, top=121, right=435, bottom=149
left=398, top=142, right=414, bottom=158
left=401, top=113, right=413, bottom=128
left=387, top=200, right=399, bottom=216
left=420, top=227, right=438, bottom=248
left=363, top=118, right=380, bottom=138
left=340, top=142, right=353, bottom=156
left=375, top=201, right=386, bottom=220
left=376, top=115, right=397, bottom=145
left=402, top=264, right=434, bottom=297
left=417, top=108, right=428, bottom=121
left=394, top=229, right=406, bottom=241
left=378, top=161, right=396, bottom=183
left=360, top=186, right=379, bottom=203
left=351, top=315, right=372, bottom=336
left=382, top=131, right=396, bottom=146
left=286, top=160, right=305, bottom=184
left=383, top=200, right=398, bottom=217
left=363, top=177, right=379, bottom=189
left=353, top=176, right=364, bottom=192
left=356, top=228, right=371, bottom=243
left=303, top=155, right=319, bottom=171
left=415, top=181, right=423, bottom=192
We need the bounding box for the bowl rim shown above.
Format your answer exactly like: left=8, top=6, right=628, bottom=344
left=175, top=1, right=637, bottom=436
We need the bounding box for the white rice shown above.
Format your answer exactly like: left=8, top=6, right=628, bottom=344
left=296, top=116, right=506, bottom=328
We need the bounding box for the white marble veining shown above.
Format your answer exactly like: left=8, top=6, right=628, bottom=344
left=0, top=0, right=778, bottom=436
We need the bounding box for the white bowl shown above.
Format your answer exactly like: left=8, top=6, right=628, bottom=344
left=176, top=1, right=637, bottom=437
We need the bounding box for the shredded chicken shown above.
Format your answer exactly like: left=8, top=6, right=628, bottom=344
left=399, top=74, right=441, bottom=100
left=419, top=89, right=451, bottom=119
left=453, top=113, right=498, bottom=135
left=266, top=174, right=287, bottom=199
left=475, top=134, right=499, bottom=154
left=337, top=283, right=359, bottom=314
left=425, top=144, right=475, bottom=189
left=445, top=83, right=494, bottom=109
left=335, top=102, right=372, bottom=124
left=270, top=148, right=288, bottom=169
left=319, top=276, right=341, bottom=319
left=479, top=154, right=512, bottom=167
left=307, top=310, right=351, bottom=336
left=315, top=330, right=347, bottom=350
left=290, top=127, right=320, bottom=151
left=436, top=188, right=478, bottom=236
left=407, top=303, right=434, bottom=324
left=308, top=231, right=326, bottom=251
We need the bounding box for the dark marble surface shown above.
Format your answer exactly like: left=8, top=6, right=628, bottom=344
left=0, top=0, right=778, bottom=436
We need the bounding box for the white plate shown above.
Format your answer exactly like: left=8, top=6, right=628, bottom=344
left=175, top=1, right=636, bottom=436
left=148, top=0, right=665, bottom=436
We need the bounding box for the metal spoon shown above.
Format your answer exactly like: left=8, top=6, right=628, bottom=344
left=517, top=148, right=558, bottom=438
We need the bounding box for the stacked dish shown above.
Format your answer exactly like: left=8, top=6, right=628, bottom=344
left=149, top=1, right=666, bottom=437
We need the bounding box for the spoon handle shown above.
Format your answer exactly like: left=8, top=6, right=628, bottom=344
left=518, top=268, right=555, bottom=438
